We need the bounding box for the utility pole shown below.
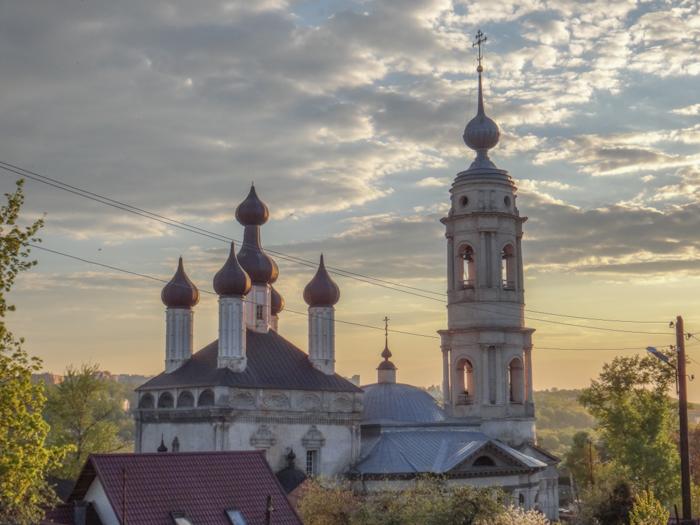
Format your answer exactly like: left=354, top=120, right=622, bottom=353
left=676, top=315, right=692, bottom=522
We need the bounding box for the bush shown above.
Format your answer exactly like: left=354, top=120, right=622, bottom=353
left=488, top=505, right=549, bottom=524
left=629, top=490, right=669, bottom=525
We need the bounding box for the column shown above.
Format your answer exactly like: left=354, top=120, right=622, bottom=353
left=447, top=236, right=454, bottom=291
left=524, top=346, right=534, bottom=403
left=442, top=347, right=451, bottom=405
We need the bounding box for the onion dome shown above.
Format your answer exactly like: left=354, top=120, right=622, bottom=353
left=271, top=286, right=285, bottom=315
left=237, top=226, right=279, bottom=284
left=235, top=184, right=269, bottom=226
left=276, top=449, right=307, bottom=494
left=161, top=257, right=199, bottom=309
left=378, top=320, right=397, bottom=371
left=213, top=242, right=252, bottom=296
left=303, top=255, right=340, bottom=307
left=463, top=66, right=500, bottom=169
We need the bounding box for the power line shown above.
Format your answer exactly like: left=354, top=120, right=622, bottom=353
left=0, top=160, right=670, bottom=326
left=25, top=242, right=675, bottom=346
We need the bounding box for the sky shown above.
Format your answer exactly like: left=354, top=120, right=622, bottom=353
left=1, top=0, right=700, bottom=400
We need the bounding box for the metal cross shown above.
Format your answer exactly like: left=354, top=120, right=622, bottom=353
left=473, top=29, right=487, bottom=68
left=383, top=316, right=390, bottom=343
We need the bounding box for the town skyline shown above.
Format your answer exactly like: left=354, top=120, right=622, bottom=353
left=2, top=0, right=700, bottom=401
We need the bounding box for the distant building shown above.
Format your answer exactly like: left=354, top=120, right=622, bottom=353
left=133, top=35, right=558, bottom=520
left=42, top=451, right=302, bottom=525
left=31, top=373, right=63, bottom=385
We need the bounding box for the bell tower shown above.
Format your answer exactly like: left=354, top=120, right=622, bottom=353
left=439, top=31, right=535, bottom=445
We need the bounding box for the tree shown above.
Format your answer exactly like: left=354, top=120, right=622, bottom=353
left=564, top=431, right=600, bottom=491
left=579, top=353, right=679, bottom=504
left=45, top=364, right=132, bottom=479
left=629, top=490, right=669, bottom=525
left=0, top=180, right=66, bottom=524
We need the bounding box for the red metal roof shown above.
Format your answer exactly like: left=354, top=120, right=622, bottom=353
left=70, top=451, right=302, bottom=525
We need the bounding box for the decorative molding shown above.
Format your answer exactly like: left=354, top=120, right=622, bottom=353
left=263, top=392, right=291, bottom=410
left=333, top=395, right=352, bottom=412
left=299, top=393, right=321, bottom=411
left=250, top=424, right=276, bottom=449
left=232, top=391, right=256, bottom=408
left=302, top=425, right=326, bottom=449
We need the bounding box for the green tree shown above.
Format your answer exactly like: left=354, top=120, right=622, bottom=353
left=629, top=490, right=669, bottom=525
left=0, top=180, right=66, bottom=524
left=45, top=364, right=132, bottom=479
left=565, top=431, right=600, bottom=490
left=579, top=353, right=679, bottom=503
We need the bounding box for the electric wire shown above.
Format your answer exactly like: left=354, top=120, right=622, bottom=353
left=0, top=160, right=670, bottom=326
left=26, top=243, right=675, bottom=348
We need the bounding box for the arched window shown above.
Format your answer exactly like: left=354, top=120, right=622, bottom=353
left=473, top=455, right=496, bottom=467
left=455, top=358, right=475, bottom=405
left=198, top=389, right=215, bottom=407
left=508, top=358, right=525, bottom=404
left=460, top=245, right=476, bottom=289
left=518, top=493, right=525, bottom=507
left=177, top=391, right=194, bottom=408
left=501, top=244, right=515, bottom=290
left=157, top=392, right=174, bottom=409
left=138, top=393, right=154, bottom=409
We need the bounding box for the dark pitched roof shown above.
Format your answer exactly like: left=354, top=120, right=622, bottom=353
left=139, top=330, right=361, bottom=393
left=69, top=451, right=301, bottom=525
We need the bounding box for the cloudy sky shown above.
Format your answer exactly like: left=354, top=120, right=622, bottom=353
left=2, top=0, right=700, bottom=399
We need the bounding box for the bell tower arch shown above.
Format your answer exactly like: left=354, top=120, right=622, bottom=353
left=439, top=32, right=535, bottom=446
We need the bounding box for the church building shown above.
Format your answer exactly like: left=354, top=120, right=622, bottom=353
left=134, top=33, right=559, bottom=520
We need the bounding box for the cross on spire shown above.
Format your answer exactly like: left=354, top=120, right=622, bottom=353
left=381, top=316, right=392, bottom=360
left=473, top=29, right=487, bottom=72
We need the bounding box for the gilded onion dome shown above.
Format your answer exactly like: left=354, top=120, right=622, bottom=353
left=161, top=257, right=200, bottom=309
left=303, top=254, right=340, bottom=307
left=235, top=184, right=269, bottom=226
left=213, top=241, right=252, bottom=296
left=271, top=286, right=285, bottom=315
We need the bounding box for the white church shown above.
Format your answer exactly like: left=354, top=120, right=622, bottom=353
left=135, top=40, right=560, bottom=520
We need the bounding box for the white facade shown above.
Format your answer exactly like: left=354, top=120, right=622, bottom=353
left=165, top=308, right=193, bottom=373
left=308, top=305, right=335, bottom=375
left=217, top=296, right=246, bottom=371
left=246, top=284, right=271, bottom=333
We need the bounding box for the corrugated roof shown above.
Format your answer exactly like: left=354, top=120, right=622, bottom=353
left=139, top=330, right=361, bottom=393
left=70, top=451, right=301, bottom=525
left=361, top=383, right=445, bottom=424
left=354, top=430, right=547, bottom=476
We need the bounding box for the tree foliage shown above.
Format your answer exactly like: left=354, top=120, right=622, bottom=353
left=564, top=431, right=601, bottom=491
left=579, top=353, right=679, bottom=503
left=45, top=364, right=132, bottom=479
left=629, top=490, right=669, bottom=525
left=0, top=180, right=66, bottom=524
left=298, top=478, right=509, bottom=525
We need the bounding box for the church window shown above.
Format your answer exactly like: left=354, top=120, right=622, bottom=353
left=157, top=391, right=174, bottom=409
left=177, top=391, right=194, bottom=408
left=305, top=450, right=317, bottom=476
left=508, top=358, right=525, bottom=404
left=473, top=455, right=496, bottom=467
left=518, top=493, right=525, bottom=507
left=455, top=358, right=475, bottom=404
left=460, top=195, right=469, bottom=207
left=256, top=304, right=264, bottom=320
left=198, top=389, right=215, bottom=407
left=460, top=245, right=476, bottom=288
left=504, top=195, right=511, bottom=208
left=501, top=244, right=515, bottom=290
left=138, top=393, right=155, bottom=409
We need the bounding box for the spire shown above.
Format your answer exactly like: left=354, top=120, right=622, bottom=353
left=157, top=435, right=168, bottom=453
left=377, top=316, right=397, bottom=383
left=463, top=29, right=500, bottom=170
left=381, top=316, right=392, bottom=362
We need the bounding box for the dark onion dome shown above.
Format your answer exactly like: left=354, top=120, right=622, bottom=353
left=361, top=383, right=445, bottom=424
left=237, top=226, right=279, bottom=284
left=271, top=286, right=285, bottom=315
left=235, top=184, right=269, bottom=226
left=161, top=257, right=199, bottom=308
left=378, top=339, right=396, bottom=370
left=213, top=241, right=252, bottom=296
left=275, top=449, right=307, bottom=494
left=303, top=254, right=340, bottom=307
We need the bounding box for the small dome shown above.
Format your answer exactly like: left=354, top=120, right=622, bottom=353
left=161, top=257, right=199, bottom=309
left=235, top=184, right=269, bottom=226
left=378, top=359, right=397, bottom=371
left=361, top=383, right=445, bottom=424
left=213, top=242, right=252, bottom=296
left=237, top=227, right=279, bottom=284
left=271, top=286, right=285, bottom=315
left=463, top=112, right=500, bottom=152
left=303, top=255, right=340, bottom=307
left=276, top=449, right=307, bottom=494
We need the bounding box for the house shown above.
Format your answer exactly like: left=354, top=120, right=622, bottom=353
left=42, top=451, right=302, bottom=525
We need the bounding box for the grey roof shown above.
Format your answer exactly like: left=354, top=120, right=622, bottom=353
left=138, top=330, right=361, bottom=393
left=354, top=430, right=547, bottom=476
left=361, top=383, right=445, bottom=424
